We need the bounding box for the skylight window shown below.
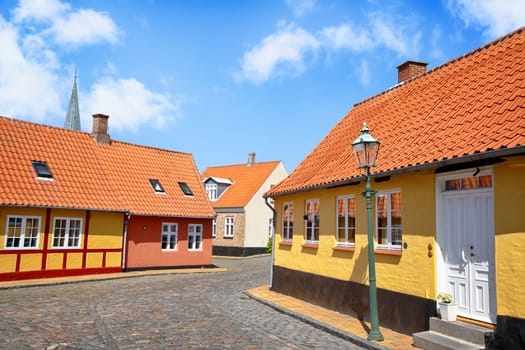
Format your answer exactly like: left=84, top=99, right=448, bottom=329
left=32, top=161, right=53, bottom=179
left=178, top=182, right=193, bottom=196
left=149, top=179, right=165, bottom=193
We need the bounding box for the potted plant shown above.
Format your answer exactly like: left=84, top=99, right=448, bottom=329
left=437, top=292, right=457, bottom=321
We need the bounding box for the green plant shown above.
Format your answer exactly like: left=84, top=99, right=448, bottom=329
left=437, top=292, right=453, bottom=304
left=266, top=237, right=272, bottom=253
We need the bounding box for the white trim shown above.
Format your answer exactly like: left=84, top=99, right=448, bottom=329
left=161, top=222, right=178, bottom=251
left=375, top=189, right=402, bottom=250
left=335, top=195, right=356, bottom=247
left=4, top=215, right=41, bottom=249
left=224, top=216, right=234, bottom=237
left=304, top=199, right=320, bottom=244
left=51, top=217, right=83, bottom=249
left=281, top=202, right=294, bottom=241
left=188, top=224, right=203, bottom=251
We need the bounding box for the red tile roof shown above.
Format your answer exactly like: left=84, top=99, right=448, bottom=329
left=267, top=27, right=525, bottom=197
left=0, top=117, right=215, bottom=218
left=201, top=161, right=282, bottom=208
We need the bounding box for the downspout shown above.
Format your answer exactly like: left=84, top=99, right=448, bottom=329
left=121, top=212, right=131, bottom=271
left=265, top=196, right=276, bottom=289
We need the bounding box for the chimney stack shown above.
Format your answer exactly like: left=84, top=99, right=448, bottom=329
left=247, top=152, right=256, bottom=166
left=91, top=114, right=110, bottom=145
left=396, top=61, right=428, bottom=83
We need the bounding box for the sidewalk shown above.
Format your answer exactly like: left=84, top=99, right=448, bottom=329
left=246, top=284, right=421, bottom=350
left=0, top=266, right=226, bottom=290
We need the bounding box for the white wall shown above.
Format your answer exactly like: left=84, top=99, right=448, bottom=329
left=243, top=162, right=288, bottom=247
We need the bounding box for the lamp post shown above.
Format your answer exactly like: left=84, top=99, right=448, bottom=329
left=351, top=122, right=384, bottom=341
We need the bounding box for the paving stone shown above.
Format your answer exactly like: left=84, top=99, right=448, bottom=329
left=0, top=256, right=363, bottom=349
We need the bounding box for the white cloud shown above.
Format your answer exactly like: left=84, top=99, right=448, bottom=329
left=0, top=17, right=62, bottom=120
left=285, top=0, right=315, bottom=17
left=448, top=0, right=525, bottom=38
left=369, top=14, right=421, bottom=57
left=320, top=24, right=373, bottom=51
left=14, top=0, right=120, bottom=47
left=236, top=22, right=320, bottom=84
left=81, top=77, right=179, bottom=132
left=13, top=0, right=69, bottom=23
left=357, top=59, right=370, bottom=86
left=49, top=9, right=119, bottom=46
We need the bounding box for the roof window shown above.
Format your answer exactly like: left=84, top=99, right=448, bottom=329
left=178, top=182, right=193, bottom=196
left=32, top=161, right=53, bottom=179
left=149, top=179, right=165, bottom=193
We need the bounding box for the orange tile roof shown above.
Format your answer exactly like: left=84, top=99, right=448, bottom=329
left=201, top=161, right=282, bottom=208
left=0, top=117, right=215, bottom=218
left=267, top=27, right=525, bottom=197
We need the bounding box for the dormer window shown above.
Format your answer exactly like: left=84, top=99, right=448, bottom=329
left=178, top=182, right=193, bottom=196
left=32, top=161, right=53, bottom=179
left=149, top=179, right=165, bottom=193
left=206, top=183, right=218, bottom=201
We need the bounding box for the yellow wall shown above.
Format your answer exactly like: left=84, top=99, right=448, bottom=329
left=494, top=155, right=525, bottom=319
left=0, top=207, right=124, bottom=275
left=87, top=212, right=124, bottom=249
left=274, top=169, right=436, bottom=299
left=274, top=156, right=525, bottom=320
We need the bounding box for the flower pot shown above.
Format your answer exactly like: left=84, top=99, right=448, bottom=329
left=439, top=302, right=457, bottom=321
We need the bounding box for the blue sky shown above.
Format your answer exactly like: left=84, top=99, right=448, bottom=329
left=1, top=0, right=524, bottom=173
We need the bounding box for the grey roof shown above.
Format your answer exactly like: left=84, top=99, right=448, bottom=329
left=64, top=72, right=81, bottom=131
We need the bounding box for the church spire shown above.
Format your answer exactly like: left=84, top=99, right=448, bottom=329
left=64, top=70, right=81, bottom=131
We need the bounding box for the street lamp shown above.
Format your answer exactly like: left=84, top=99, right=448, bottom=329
left=351, top=122, right=384, bottom=342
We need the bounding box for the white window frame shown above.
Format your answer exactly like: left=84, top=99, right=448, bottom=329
left=304, top=199, right=320, bottom=244
left=282, top=202, right=294, bottom=242
left=206, top=183, right=218, bottom=201
left=336, top=195, right=356, bottom=247
left=188, top=224, right=203, bottom=251
left=212, top=218, right=217, bottom=237
left=224, top=217, right=234, bottom=237
left=52, top=217, right=83, bottom=249
left=4, top=215, right=41, bottom=249
left=375, top=189, right=402, bottom=250
left=161, top=223, right=178, bottom=251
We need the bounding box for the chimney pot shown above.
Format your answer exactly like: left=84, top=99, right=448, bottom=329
left=396, top=61, right=428, bottom=83
left=92, top=114, right=110, bottom=145
left=248, top=152, right=256, bottom=166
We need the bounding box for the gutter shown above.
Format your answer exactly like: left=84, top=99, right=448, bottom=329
left=121, top=212, right=131, bottom=271
left=264, top=196, right=276, bottom=289
left=266, top=146, right=525, bottom=198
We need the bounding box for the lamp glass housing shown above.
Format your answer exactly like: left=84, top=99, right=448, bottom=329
left=351, top=123, right=380, bottom=169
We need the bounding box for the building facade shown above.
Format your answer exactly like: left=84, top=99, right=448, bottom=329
left=266, top=28, right=525, bottom=348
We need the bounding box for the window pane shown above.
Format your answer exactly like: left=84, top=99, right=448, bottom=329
left=378, top=228, right=388, bottom=244
left=445, top=179, right=460, bottom=191
left=479, top=175, right=492, bottom=188
left=462, top=177, right=477, bottom=189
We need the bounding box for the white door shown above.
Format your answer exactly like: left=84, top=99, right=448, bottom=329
left=437, top=170, right=496, bottom=323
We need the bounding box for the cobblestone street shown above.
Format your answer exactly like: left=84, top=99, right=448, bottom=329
left=0, top=256, right=363, bottom=349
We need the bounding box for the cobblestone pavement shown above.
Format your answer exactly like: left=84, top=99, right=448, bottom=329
left=0, top=256, right=363, bottom=349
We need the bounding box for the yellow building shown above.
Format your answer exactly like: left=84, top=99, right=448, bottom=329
left=0, top=113, right=214, bottom=281
left=266, top=28, right=525, bottom=348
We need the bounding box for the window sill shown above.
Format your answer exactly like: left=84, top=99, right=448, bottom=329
left=333, top=245, right=355, bottom=252
left=302, top=242, right=319, bottom=249
left=279, top=241, right=292, bottom=246
left=375, top=248, right=402, bottom=256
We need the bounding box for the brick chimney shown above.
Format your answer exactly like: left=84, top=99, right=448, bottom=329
left=396, top=61, right=428, bottom=83
left=247, top=152, right=256, bottom=166
left=91, top=114, right=110, bottom=145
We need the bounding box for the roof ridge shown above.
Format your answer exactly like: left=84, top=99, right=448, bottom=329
left=0, top=115, right=191, bottom=156
left=355, top=26, right=525, bottom=108
left=205, top=160, right=281, bottom=169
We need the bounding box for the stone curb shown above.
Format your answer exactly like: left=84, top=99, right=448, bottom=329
left=243, top=290, right=392, bottom=350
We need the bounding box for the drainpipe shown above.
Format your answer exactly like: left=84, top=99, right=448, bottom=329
left=121, top=212, right=131, bottom=271
left=264, top=196, right=276, bottom=289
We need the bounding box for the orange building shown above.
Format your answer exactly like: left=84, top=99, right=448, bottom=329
left=0, top=114, right=215, bottom=281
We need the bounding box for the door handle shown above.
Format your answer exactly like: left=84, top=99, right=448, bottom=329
left=461, top=246, right=469, bottom=263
